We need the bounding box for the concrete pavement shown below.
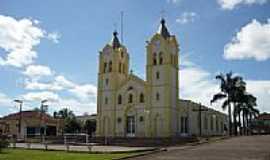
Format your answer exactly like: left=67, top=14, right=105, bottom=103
left=127, top=135, right=270, bottom=160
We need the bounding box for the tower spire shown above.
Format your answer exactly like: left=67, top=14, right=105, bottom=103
left=111, top=30, right=121, bottom=49
left=158, top=18, right=170, bottom=39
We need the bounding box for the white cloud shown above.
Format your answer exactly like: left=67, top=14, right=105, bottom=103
left=176, top=12, right=197, bottom=24
left=0, top=92, right=12, bottom=107
left=0, top=15, right=61, bottom=68
left=50, top=98, right=96, bottom=115
left=224, top=19, right=270, bottom=61
left=22, top=91, right=59, bottom=102
left=246, top=81, right=270, bottom=112
left=69, top=84, right=97, bottom=101
left=218, top=0, right=269, bottom=10
left=180, top=55, right=270, bottom=113
left=47, top=32, right=61, bottom=44
left=0, top=15, right=44, bottom=67
left=167, top=0, right=181, bottom=3
left=180, top=66, right=221, bottom=111
left=23, top=74, right=97, bottom=102
left=54, top=75, right=76, bottom=88
left=19, top=90, right=96, bottom=115
left=24, top=80, right=63, bottom=91
left=23, top=65, right=53, bottom=79
left=0, top=92, right=18, bottom=115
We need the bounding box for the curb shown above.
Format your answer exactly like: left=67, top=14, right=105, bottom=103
left=113, top=148, right=166, bottom=160
left=9, top=146, right=158, bottom=154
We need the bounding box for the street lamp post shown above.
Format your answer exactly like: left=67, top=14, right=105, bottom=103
left=39, top=100, right=48, bottom=142
left=14, top=99, right=23, bottom=139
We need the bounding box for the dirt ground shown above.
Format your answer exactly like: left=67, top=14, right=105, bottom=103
left=128, top=135, right=270, bottom=160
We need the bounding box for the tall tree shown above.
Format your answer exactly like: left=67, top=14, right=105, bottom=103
left=211, top=72, right=245, bottom=136
left=53, top=108, right=81, bottom=133
left=236, top=92, right=258, bottom=135
left=53, top=108, right=75, bottom=119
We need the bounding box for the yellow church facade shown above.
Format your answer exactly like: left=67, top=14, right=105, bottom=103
left=96, top=19, right=227, bottom=138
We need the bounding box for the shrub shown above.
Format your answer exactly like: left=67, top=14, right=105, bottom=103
left=0, top=135, right=9, bottom=153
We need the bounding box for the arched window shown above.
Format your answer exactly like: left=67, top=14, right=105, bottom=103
left=103, top=62, right=107, bottom=73
left=118, top=95, right=122, bottom=104
left=156, top=71, right=160, bottom=79
left=109, top=61, right=112, bottom=72
left=139, top=93, right=144, bottom=103
left=128, top=94, right=133, bottom=103
left=121, top=51, right=124, bottom=58
left=118, top=63, right=122, bottom=73
left=153, top=52, right=157, bottom=65
left=159, top=52, right=163, bottom=65
left=156, top=92, right=160, bottom=101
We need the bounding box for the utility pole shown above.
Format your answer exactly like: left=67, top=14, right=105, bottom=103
left=14, top=99, right=23, bottom=139
left=193, top=103, right=208, bottom=137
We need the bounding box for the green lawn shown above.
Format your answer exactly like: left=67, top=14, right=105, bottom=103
left=0, top=149, right=131, bottom=160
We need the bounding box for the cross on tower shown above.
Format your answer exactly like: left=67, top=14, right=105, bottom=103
left=193, top=103, right=208, bottom=137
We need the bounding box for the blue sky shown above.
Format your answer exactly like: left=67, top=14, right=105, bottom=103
left=0, top=0, right=270, bottom=116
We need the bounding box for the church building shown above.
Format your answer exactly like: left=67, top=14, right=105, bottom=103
left=96, top=18, right=227, bottom=138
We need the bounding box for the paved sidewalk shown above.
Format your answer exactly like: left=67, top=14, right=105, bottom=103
left=13, top=143, right=155, bottom=153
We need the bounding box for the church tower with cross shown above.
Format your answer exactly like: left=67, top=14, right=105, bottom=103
left=146, top=18, right=179, bottom=137
left=96, top=18, right=227, bottom=138
left=97, top=31, right=129, bottom=137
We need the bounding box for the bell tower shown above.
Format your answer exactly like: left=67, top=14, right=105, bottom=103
left=97, top=31, right=129, bottom=137
left=146, top=18, right=179, bottom=137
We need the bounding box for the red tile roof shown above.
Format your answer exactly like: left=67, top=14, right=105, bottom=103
left=257, top=113, right=270, bottom=120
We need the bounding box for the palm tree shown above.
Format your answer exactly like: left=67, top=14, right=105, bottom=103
left=232, top=78, right=246, bottom=135
left=236, top=92, right=258, bottom=135
left=211, top=72, right=245, bottom=136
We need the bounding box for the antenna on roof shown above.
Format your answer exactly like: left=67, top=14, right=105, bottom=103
left=113, top=22, right=117, bottom=32
left=120, top=11, right=124, bottom=44
left=160, top=9, right=166, bottom=19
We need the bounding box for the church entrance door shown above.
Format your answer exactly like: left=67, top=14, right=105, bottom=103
left=126, top=116, right=135, bottom=137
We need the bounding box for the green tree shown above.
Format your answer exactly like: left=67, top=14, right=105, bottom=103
left=211, top=72, right=245, bottom=136
left=53, top=108, right=75, bottom=119
left=234, top=91, right=259, bottom=135
left=0, top=135, right=9, bottom=153
left=64, top=117, right=82, bottom=133
left=53, top=108, right=81, bottom=133
left=83, top=119, right=96, bottom=137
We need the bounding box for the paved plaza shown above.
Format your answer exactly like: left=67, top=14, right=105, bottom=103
left=128, top=135, right=270, bottom=160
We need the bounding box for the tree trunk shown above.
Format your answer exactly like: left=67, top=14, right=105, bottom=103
left=248, top=112, right=252, bottom=135
left=242, top=111, right=246, bottom=135
left=233, top=105, right=238, bottom=136
left=238, top=111, right=242, bottom=136
left=228, top=102, right=232, bottom=136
